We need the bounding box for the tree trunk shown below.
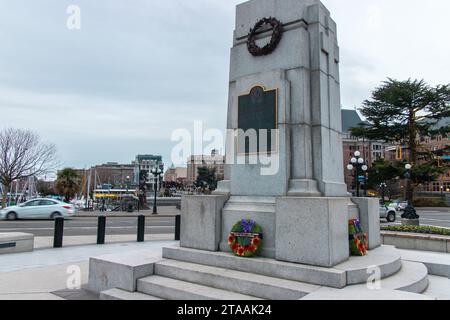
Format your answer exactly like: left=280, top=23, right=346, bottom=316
left=2, top=183, right=10, bottom=208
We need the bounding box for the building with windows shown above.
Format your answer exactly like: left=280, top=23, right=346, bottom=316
left=186, top=149, right=225, bottom=186
left=164, top=165, right=187, bottom=186
left=132, top=154, right=163, bottom=189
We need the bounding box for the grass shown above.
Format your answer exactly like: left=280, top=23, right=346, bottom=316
left=381, top=225, right=450, bottom=236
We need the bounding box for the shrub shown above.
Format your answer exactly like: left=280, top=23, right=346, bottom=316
left=413, top=197, right=448, bottom=207
left=381, top=225, right=450, bottom=236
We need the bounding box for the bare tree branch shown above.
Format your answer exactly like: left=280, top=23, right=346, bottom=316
left=0, top=128, right=59, bottom=207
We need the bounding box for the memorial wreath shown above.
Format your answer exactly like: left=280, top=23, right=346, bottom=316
left=349, top=219, right=368, bottom=256
left=228, top=219, right=263, bottom=257
left=247, top=17, right=283, bottom=56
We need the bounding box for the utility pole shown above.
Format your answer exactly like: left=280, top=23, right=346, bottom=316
left=86, top=169, right=92, bottom=210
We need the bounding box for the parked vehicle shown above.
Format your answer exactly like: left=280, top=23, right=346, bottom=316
left=380, top=205, right=397, bottom=222
left=0, top=198, right=76, bottom=220
left=389, top=200, right=408, bottom=211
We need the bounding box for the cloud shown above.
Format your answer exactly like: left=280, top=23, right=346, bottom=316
left=0, top=0, right=448, bottom=170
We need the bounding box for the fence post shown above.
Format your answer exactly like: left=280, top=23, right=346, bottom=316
left=53, top=217, right=64, bottom=248
left=137, top=215, right=145, bottom=242
left=175, top=215, right=181, bottom=241
left=97, top=215, right=106, bottom=245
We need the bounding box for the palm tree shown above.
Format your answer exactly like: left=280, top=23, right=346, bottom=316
left=55, top=168, right=81, bottom=202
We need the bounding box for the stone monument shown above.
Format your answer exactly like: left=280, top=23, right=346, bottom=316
left=89, top=1, right=433, bottom=301
left=182, top=0, right=360, bottom=268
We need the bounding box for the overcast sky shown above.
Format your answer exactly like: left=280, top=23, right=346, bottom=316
left=0, top=0, right=449, bottom=173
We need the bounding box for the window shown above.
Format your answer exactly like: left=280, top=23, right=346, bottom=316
left=39, top=200, right=56, bottom=206
left=24, top=200, right=40, bottom=207
left=432, top=182, right=440, bottom=192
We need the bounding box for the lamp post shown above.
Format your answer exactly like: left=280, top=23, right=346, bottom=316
left=346, top=151, right=368, bottom=197
left=151, top=165, right=164, bottom=215
left=401, top=163, right=420, bottom=225
left=380, top=182, right=387, bottom=204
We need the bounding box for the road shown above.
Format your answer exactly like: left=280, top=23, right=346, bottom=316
left=0, top=216, right=175, bottom=237
left=0, top=208, right=448, bottom=237
left=383, top=208, right=450, bottom=228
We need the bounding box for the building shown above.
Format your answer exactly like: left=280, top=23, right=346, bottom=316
left=164, top=165, right=188, bottom=187
left=341, top=109, right=387, bottom=191
left=186, top=150, right=225, bottom=186
left=132, top=154, right=163, bottom=185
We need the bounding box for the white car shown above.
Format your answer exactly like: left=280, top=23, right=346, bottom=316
left=0, top=198, right=76, bottom=220
left=380, top=205, right=397, bottom=223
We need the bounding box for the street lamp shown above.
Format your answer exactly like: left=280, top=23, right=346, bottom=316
left=379, top=182, right=387, bottom=204
left=347, top=151, right=368, bottom=197
left=401, top=163, right=420, bottom=224
left=150, top=165, right=164, bottom=215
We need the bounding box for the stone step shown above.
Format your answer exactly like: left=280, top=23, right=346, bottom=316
left=399, top=249, right=450, bottom=278
left=137, top=275, right=262, bottom=300
left=227, top=196, right=276, bottom=204
left=334, top=245, right=402, bottom=285
left=223, top=205, right=275, bottom=213
left=351, top=260, right=429, bottom=294
left=224, top=196, right=276, bottom=213
left=162, top=245, right=402, bottom=288
left=100, top=288, right=162, bottom=300
left=301, top=286, right=434, bottom=300
left=155, top=259, right=320, bottom=300
left=422, top=275, right=450, bottom=300
left=379, top=261, right=429, bottom=293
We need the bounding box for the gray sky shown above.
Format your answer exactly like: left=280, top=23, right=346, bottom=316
left=0, top=0, right=449, bottom=172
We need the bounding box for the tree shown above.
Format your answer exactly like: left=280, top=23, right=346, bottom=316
left=36, top=180, right=56, bottom=197
left=195, top=167, right=218, bottom=192
left=55, top=168, right=81, bottom=202
left=366, top=159, right=402, bottom=189
left=0, top=128, right=58, bottom=207
left=351, top=79, right=450, bottom=201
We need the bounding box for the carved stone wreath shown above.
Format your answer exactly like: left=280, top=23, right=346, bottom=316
left=247, top=17, right=283, bottom=57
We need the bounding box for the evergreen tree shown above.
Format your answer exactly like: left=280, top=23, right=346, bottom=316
left=352, top=79, right=450, bottom=201
left=195, top=167, right=218, bottom=192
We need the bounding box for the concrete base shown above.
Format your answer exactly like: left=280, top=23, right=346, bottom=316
left=86, top=244, right=437, bottom=300
left=0, top=233, right=34, bottom=255
left=181, top=195, right=229, bottom=252
left=275, top=197, right=349, bottom=267
left=87, top=250, right=160, bottom=293
left=351, top=197, right=381, bottom=250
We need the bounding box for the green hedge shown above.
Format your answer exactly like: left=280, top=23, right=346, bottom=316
left=413, top=197, right=448, bottom=207
left=381, top=225, right=450, bottom=236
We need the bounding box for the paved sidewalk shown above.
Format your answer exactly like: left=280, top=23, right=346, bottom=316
left=34, top=234, right=174, bottom=249
left=0, top=240, right=176, bottom=300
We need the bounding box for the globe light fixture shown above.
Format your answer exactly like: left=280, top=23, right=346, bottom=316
left=347, top=150, right=368, bottom=197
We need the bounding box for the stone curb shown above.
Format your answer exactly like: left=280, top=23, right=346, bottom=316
left=381, top=231, right=450, bottom=253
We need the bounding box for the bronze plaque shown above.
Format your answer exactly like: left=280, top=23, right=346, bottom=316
left=238, top=86, right=278, bottom=154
